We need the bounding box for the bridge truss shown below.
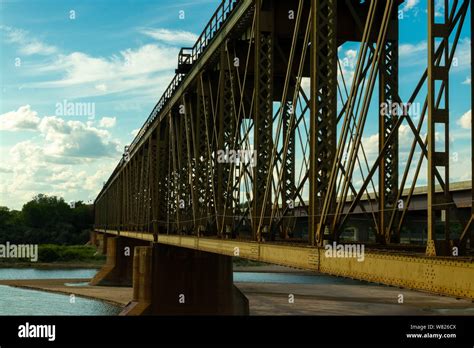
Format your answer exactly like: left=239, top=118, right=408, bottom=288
left=94, top=0, right=473, bottom=260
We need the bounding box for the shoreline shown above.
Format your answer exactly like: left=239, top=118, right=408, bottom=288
left=0, top=262, right=103, bottom=269
left=0, top=278, right=130, bottom=307
left=1, top=277, right=473, bottom=315
left=1, top=264, right=473, bottom=315
left=0, top=262, right=308, bottom=273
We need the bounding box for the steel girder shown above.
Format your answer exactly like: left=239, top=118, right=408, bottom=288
left=281, top=100, right=296, bottom=239
left=310, top=0, right=338, bottom=246
left=426, top=0, right=451, bottom=256
left=253, top=0, right=274, bottom=241
left=378, top=14, right=399, bottom=244
left=92, top=0, right=472, bottom=259
left=195, top=76, right=213, bottom=234
left=217, top=44, right=238, bottom=237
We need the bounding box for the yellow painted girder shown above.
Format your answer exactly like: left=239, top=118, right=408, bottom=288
left=96, top=229, right=474, bottom=300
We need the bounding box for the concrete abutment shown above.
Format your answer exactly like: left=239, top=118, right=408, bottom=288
left=91, top=232, right=249, bottom=315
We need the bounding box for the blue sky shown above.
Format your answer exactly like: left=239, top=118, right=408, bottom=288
left=0, top=0, right=471, bottom=209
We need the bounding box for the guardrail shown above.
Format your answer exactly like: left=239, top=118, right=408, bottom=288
left=127, top=0, right=241, bottom=155
left=95, top=0, right=242, bottom=203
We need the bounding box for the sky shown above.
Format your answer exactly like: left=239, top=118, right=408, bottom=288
left=0, top=0, right=471, bottom=210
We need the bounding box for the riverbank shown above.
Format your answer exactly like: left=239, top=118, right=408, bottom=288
left=234, top=265, right=312, bottom=273
left=0, top=262, right=303, bottom=272
left=0, top=261, right=103, bottom=269
left=0, top=278, right=131, bottom=306
left=2, top=270, right=473, bottom=315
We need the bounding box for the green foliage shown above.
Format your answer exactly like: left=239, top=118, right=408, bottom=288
left=0, top=194, right=94, bottom=245
left=233, top=257, right=267, bottom=267
left=38, top=245, right=104, bottom=263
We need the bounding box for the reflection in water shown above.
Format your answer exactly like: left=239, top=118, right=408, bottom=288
left=234, top=272, right=373, bottom=285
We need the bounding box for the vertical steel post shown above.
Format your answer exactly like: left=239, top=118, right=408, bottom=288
left=379, top=10, right=399, bottom=244
left=310, top=0, right=337, bottom=246
left=253, top=0, right=274, bottom=241
left=217, top=43, right=237, bottom=237
left=427, top=0, right=450, bottom=256
left=281, top=100, right=296, bottom=239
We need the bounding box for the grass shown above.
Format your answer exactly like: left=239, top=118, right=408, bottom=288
left=38, top=244, right=105, bottom=263
left=232, top=257, right=267, bottom=267
left=0, top=244, right=105, bottom=264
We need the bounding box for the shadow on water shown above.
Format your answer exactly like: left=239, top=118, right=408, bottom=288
left=234, top=272, right=375, bottom=285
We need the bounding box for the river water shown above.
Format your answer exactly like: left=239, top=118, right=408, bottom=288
left=0, top=268, right=120, bottom=315
left=0, top=268, right=372, bottom=315
left=0, top=268, right=472, bottom=315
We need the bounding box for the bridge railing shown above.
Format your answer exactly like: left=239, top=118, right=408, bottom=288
left=126, top=0, right=241, bottom=158
left=178, top=47, right=193, bottom=67
left=95, top=0, right=243, bottom=204
left=192, top=0, right=239, bottom=61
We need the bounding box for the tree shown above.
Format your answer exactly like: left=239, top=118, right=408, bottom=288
left=22, top=194, right=71, bottom=229
left=0, top=194, right=94, bottom=245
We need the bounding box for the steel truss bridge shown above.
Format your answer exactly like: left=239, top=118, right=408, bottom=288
left=93, top=0, right=474, bottom=303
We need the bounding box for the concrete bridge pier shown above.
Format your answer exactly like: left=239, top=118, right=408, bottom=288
left=94, top=232, right=107, bottom=255
left=121, top=244, right=249, bottom=316
left=90, top=235, right=149, bottom=286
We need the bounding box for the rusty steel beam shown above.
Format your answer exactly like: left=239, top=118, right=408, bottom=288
left=310, top=0, right=338, bottom=246
left=253, top=0, right=274, bottom=242
left=378, top=11, right=399, bottom=245
left=426, top=0, right=451, bottom=256
left=97, top=229, right=474, bottom=300
left=92, top=0, right=470, bottom=264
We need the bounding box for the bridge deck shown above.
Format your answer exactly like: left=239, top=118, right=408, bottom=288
left=96, top=229, right=474, bottom=300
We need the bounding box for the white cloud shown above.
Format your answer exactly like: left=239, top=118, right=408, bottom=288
left=403, top=0, right=419, bottom=12
left=399, top=41, right=427, bottom=58
left=99, top=117, right=116, bottom=128
left=399, top=37, right=470, bottom=70
left=140, top=28, right=198, bottom=45
left=0, top=137, right=117, bottom=209
left=338, top=48, right=358, bottom=87
left=457, top=109, right=471, bottom=129
left=453, top=38, right=471, bottom=71
left=401, top=0, right=420, bottom=17
left=462, top=76, right=471, bottom=85
left=30, top=44, right=177, bottom=96
left=20, top=41, right=57, bottom=56
left=0, top=25, right=57, bottom=55
left=0, top=106, right=122, bottom=209
left=2, top=105, right=120, bottom=160
left=434, top=0, right=445, bottom=18
left=38, top=116, right=120, bottom=159
left=0, top=167, right=13, bottom=174
left=84, top=167, right=113, bottom=192
left=0, top=105, right=40, bottom=131
left=95, top=83, right=108, bottom=92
